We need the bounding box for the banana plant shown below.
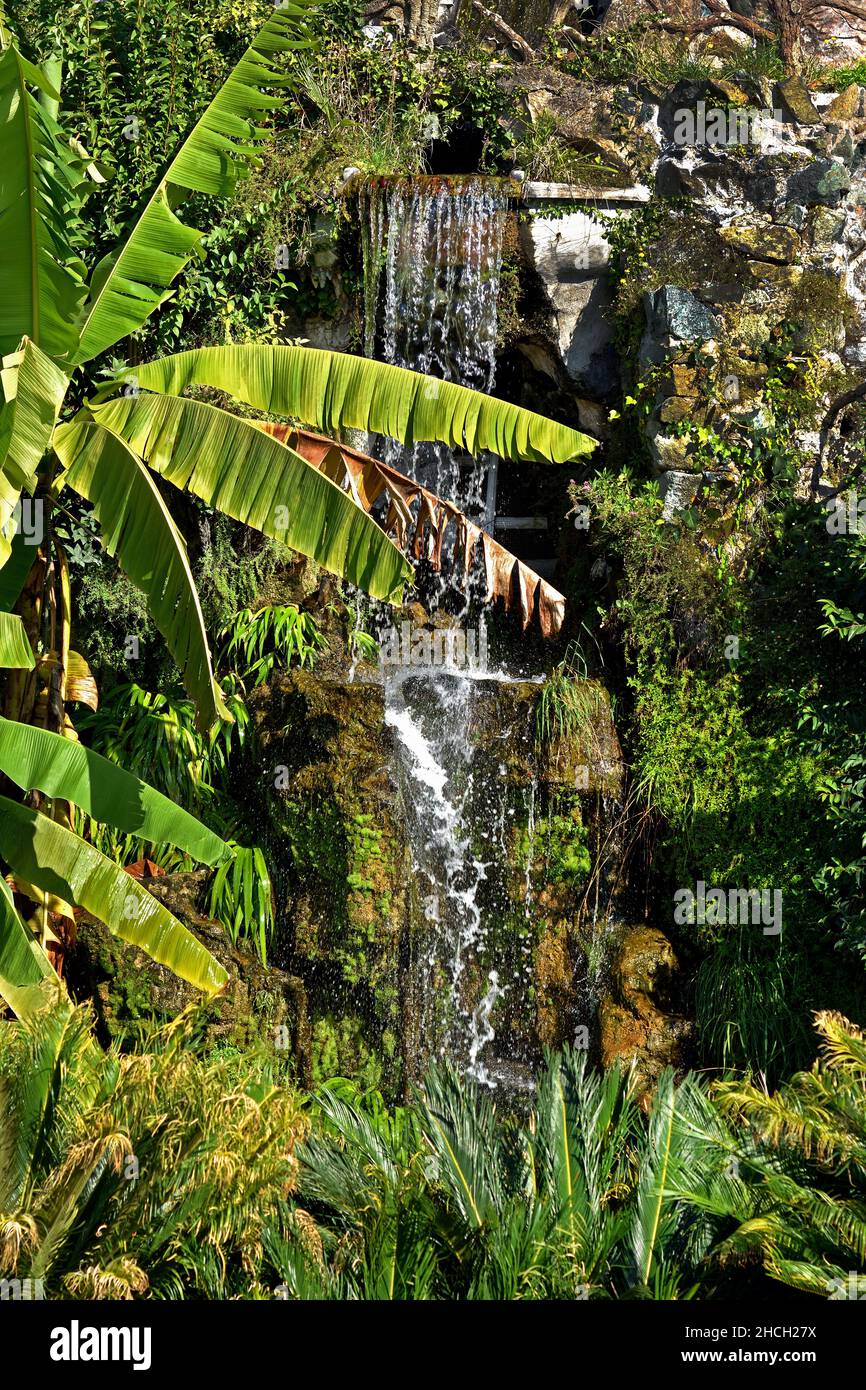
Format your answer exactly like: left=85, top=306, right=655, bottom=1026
left=0, top=3, right=595, bottom=1014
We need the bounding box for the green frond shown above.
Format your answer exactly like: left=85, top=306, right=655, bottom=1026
left=126, top=345, right=597, bottom=465
left=815, top=1010, right=866, bottom=1075
left=89, top=391, right=412, bottom=603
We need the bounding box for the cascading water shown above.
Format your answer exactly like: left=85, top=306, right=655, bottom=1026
left=362, top=174, right=539, bottom=1084
left=361, top=176, right=509, bottom=516
left=385, top=668, right=528, bottom=1085
left=361, top=176, right=517, bottom=1084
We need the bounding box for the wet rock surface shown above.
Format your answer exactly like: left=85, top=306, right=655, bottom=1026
left=598, top=925, right=693, bottom=1098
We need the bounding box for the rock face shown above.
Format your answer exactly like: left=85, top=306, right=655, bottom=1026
left=488, top=66, right=866, bottom=505
left=67, top=872, right=312, bottom=1084
left=519, top=210, right=618, bottom=396
left=645, top=287, right=720, bottom=344
left=254, top=669, right=629, bottom=1087
left=598, top=925, right=693, bottom=1099
left=249, top=669, right=412, bottom=1093
left=65, top=661, right=649, bottom=1094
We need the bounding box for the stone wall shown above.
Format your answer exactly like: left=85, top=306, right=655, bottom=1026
left=492, top=71, right=866, bottom=516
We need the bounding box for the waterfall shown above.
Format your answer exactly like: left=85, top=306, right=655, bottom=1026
left=361, top=176, right=508, bottom=515
left=385, top=670, right=496, bottom=1082
left=365, top=175, right=534, bottom=1085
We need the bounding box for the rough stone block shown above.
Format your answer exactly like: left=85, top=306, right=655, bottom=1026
left=644, top=286, right=720, bottom=344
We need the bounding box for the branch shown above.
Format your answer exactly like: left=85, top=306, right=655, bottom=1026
left=560, top=24, right=590, bottom=46
left=821, top=379, right=866, bottom=438
left=813, top=376, right=866, bottom=495
left=806, top=0, right=866, bottom=24
left=646, top=0, right=774, bottom=45
left=470, top=0, right=536, bottom=59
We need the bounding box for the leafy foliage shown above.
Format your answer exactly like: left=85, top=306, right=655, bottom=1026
left=271, top=1050, right=719, bottom=1300
left=208, top=842, right=274, bottom=966
left=584, top=473, right=864, bottom=1078
left=0, top=998, right=306, bottom=1297
left=218, top=603, right=323, bottom=690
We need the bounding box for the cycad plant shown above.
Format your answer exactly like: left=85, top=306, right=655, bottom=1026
left=710, top=1011, right=866, bottom=1298
left=0, top=3, right=595, bottom=1015
left=270, top=1050, right=721, bottom=1299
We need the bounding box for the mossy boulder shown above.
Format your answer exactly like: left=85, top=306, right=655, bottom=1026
left=248, top=669, right=411, bottom=1092
left=825, top=86, right=863, bottom=123
left=645, top=287, right=720, bottom=344
left=67, top=871, right=312, bottom=1082
left=776, top=77, right=822, bottom=126
left=719, top=221, right=800, bottom=264
left=787, top=159, right=851, bottom=208
left=598, top=924, right=693, bottom=1099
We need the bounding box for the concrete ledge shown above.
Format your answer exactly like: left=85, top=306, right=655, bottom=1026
left=521, top=182, right=652, bottom=204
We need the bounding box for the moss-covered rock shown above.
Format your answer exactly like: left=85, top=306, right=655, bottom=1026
left=598, top=924, right=693, bottom=1099
left=249, top=669, right=411, bottom=1093
left=720, top=222, right=800, bottom=264
left=67, top=871, right=312, bottom=1082
left=777, top=77, right=822, bottom=127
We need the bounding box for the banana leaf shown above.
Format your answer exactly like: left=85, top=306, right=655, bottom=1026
left=90, top=393, right=412, bottom=603
left=53, top=418, right=230, bottom=729
left=128, top=346, right=597, bottom=465
left=72, top=2, right=318, bottom=364
left=0, top=337, right=68, bottom=562
left=0, top=48, right=87, bottom=361
left=0, top=612, right=35, bottom=669
left=268, top=424, right=568, bottom=635
left=0, top=716, right=229, bottom=865
left=0, top=796, right=227, bottom=994
left=0, top=532, right=38, bottom=613
left=0, top=873, right=56, bottom=1019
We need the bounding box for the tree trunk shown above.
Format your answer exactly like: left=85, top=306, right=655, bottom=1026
left=773, top=0, right=803, bottom=70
